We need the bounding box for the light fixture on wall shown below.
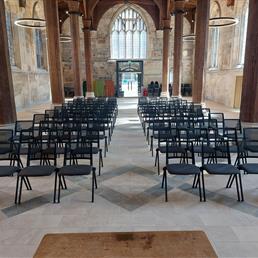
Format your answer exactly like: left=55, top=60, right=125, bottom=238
left=209, top=16, right=239, bottom=27
left=182, top=34, right=196, bottom=41
left=60, top=35, right=72, bottom=43
left=14, top=1, right=46, bottom=29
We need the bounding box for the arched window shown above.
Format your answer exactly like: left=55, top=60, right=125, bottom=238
left=35, top=29, right=45, bottom=69
left=5, top=11, right=15, bottom=66
left=210, top=27, right=220, bottom=68
left=238, top=7, right=248, bottom=66
left=209, top=1, right=221, bottom=69
left=111, top=7, right=147, bottom=60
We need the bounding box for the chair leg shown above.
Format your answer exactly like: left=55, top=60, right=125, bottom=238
left=92, top=168, right=96, bottom=203
left=226, top=174, right=234, bottom=188
left=161, top=170, right=165, bottom=189
left=53, top=171, right=58, bottom=203
left=150, top=136, right=153, bottom=156
left=201, top=171, right=206, bottom=202
left=154, top=150, right=158, bottom=167
left=57, top=175, right=61, bottom=203
left=157, top=151, right=160, bottom=176
left=104, top=137, right=107, bottom=157
left=15, top=175, right=20, bottom=204
left=198, top=174, right=202, bottom=202
left=238, top=173, right=244, bottom=202
left=164, top=168, right=168, bottom=202
left=62, top=175, right=67, bottom=190
left=24, top=177, right=32, bottom=190
left=18, top=176, right=24, bottom=204
left=192, top=174, right=198, bottom=188
left=235, top=174, right=241, bottom=202
left=98, top=151, right=102, bottom=176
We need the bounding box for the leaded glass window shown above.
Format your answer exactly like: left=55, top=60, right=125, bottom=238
left=210, top=27, right=220, bottom=69
left=35, top=29, right=44, bottom=69
left=238, top=8, right=248, bottom=65
left=111, top=8, right=147, bottom=59
left=5, top=11, right=15, bottom=66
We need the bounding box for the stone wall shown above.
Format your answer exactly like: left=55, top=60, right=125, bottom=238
left=61, top=3, right=194, bottom=93
left=4, top=0, right=50, bottom=110
left=205, top=0, right=248, bottom=107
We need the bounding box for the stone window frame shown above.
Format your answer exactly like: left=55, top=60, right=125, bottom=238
left=5, top=11, right=15, bottom=66
left=237, top=4, right=248, bottom=67
left=110, top=6, right=148, bottom=60
left=35, top=28, right=48, bottom=71
left=208, top=0, right=221, bottom=70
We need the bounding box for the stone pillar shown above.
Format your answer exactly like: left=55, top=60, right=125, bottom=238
left=173, top=12, right=183, bottom=96
left=68, top=1, right=82, bottom=97
left=192, top=0, right=210, bottom=103
left=0, top=0, right=17, bottom=125
left=240, top=0, right=258, bottom=122
left=43, top=0, right=64, bottom=104
left=161, top=19, right=171, bottom=97
left=82, top=18, right=94, bottom=98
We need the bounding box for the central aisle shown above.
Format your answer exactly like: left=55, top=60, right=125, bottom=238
left=1, top=98, right=258, bottom=257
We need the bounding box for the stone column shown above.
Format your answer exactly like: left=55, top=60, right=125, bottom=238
left=161, top=19, right=171, bottom=97
left=68, top=1, right=82, bottom=97
left=82, top=18, right=94, bottom=98
left=192, top=0, right=210, bottom=103
left=0, top=0, right=17, bottom=125
left=43, top=0, right=64, bottom=104
left=173, top=12, right=183, bottom=96
left=240, top=0, right=258, bottom=122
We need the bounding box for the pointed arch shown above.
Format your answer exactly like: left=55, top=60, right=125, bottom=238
left=110, top=6, right=147, bottom=60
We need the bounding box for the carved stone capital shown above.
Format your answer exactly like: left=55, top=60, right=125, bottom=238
left=68, top=1, right=81, bottom=15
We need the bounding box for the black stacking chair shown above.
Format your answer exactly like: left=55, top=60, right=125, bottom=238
left=15, top=139, right=58, bottom=204
left=0, top=130, right=22, bottom=200
left=162, top=139, right=204, bottom=202
left=155, top=126, right=177, bottom=175
left=80, top=124, right=103, bottom=175
left=56, top=141, right=97, bottom=203
left=201, top=138, right=244, bottom=202
left=235, top=128, right=258, bottom=184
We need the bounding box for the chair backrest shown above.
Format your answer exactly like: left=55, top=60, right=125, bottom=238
left=201, top=138, right=231, bottom=165
left=64, top=140, right=93, bottom=166
left=224, top=119, right=241, bottom=131
left=15, top=120, right=33, bottom=134
left=27, top=139, right=57, bottom=166
left=243, top=128, right=258, bottom=156
left=0, top=129, right=14, bottom=161
left=165, top=139, right=195, bottom=165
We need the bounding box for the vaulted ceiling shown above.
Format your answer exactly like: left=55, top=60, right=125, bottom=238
left=57, top=0, right=234, bottom=30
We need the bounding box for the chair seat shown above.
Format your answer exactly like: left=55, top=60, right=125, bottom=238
left=0, top=148, right=12, bottom=155
left=72, top=147, right=99, bottom=155
left=238, top=163, right=258, bottom=174
left=193, top=145, right=215, bottom=154
left=19, top=165, right=56, bottom=177
left=245, top=145, right=258, bottom=153
left=158, top=146, right=186, bottom=154
left=58, top=165, right=92, bottom=176
left=202, top=164, right=240, bottom=175
left=0, top=166, right=20, bottom=177
left=166, top=164, right=200, bottom=175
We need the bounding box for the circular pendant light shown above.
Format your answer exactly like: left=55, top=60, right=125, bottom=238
left=15, top=1, right=46, bottom=29
left=182, top=34, right=196, bottom=42
left=209, top=17, right=239, bottom=28
left=60, top=35, right=72, bottom=43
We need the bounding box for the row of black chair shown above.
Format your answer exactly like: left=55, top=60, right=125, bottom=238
left=138, top=97, right=258, bottom=203
left=0, top=97, right=118, bottom=204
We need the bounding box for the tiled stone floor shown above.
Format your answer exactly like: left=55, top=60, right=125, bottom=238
left=1, top=98, right=258, bottom=257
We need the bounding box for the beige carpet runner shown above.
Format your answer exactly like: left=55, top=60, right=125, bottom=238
left=34, top=231, right=217, bottom=258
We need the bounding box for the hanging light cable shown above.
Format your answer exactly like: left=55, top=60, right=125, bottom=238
left=14, top=1, right=46, bottom=29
